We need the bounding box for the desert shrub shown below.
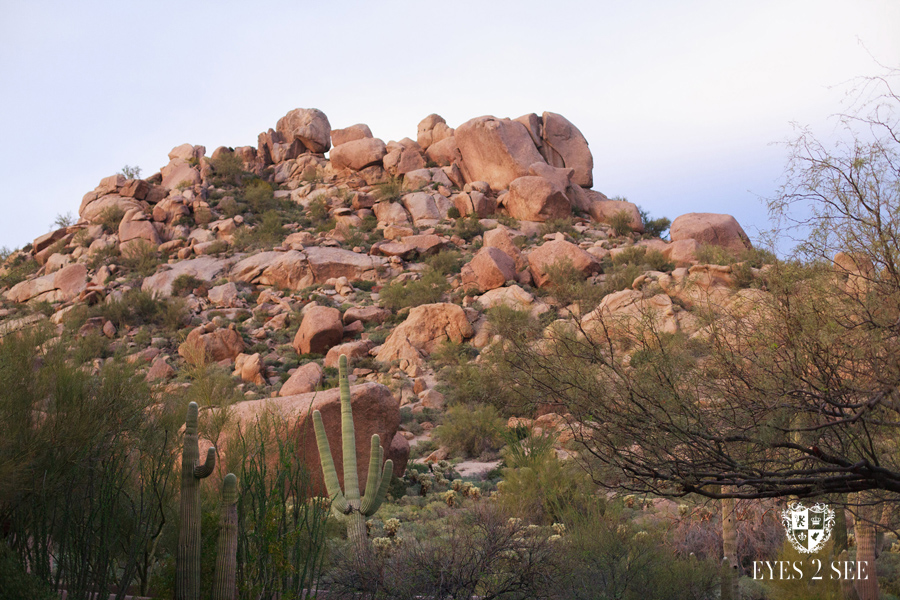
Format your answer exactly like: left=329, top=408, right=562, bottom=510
left=558, top=505, right=720, bottom=600
left=497, top=214, right=520, bottom=229
left=638, top=206, right=671, bottom=239
left=0, top=328, right=178, bottom=599
left=120, top=239, right=162, bottom=276
left=171, top=274, right=203, bottom=297
left=325, top=503, right=559, bottom=600
left=434, top=343, right=517, bottom=410
left=495, top=429, right=595, bottom=524
left=375, top=176, right=403, bottom=202
left=228, top=413, right=331, bottom=599
left=453, top=215, right=485, bottom=241
left=539, top=217, right=578, bottom=239
left=695, top=243, right=776, bottom=269
left=0, top=542, right=55, bottom=600
left=433, top=403, right=505, bottom=459
left=208, top=151, right=244, bottom=186
left=608, top=209, right=635, bottom=236
left=98, top=205, right=126, bottom=233
left=0, top=253, right=39, bottom=288
left=243, top=179, right=275, bottom=213
left=234, top=209, right=286, bottom=252
left=543, top=259, right=607, bottom=313
left=424, top=249, right=463, bottom=275
left=76, top=289, right=188, bottom=333
left=52, top=211, right=75, bottom=229
left=446, top=206, right=461, bottom=219
left=379, top=268, right=449, bottom=311
left=119, top=164, right=142, bottom=180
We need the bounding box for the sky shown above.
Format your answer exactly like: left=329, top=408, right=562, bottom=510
left=0, top=0, right=897, bottom=253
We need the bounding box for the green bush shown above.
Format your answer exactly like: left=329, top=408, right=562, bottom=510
left=119, top=164, right=142, bottom=180
left=454, top=215, right=485, bottom=241
left=433, top=403, right=505, bottom=459
left=379, top=268, right=449, bottom=311
left=208, top=151, right=245, bottom=186
left=171, top=274, right=203, bottom=297
left=120, top=239, right=162, bottom=276
left=638, top=206, right=671, bottom=239
left=243, top=179, right=275, bottom=213
left=539, top=217, right=578, bottom=239
left=98, top=205, right=126, bottom=233
left=375, top=176, right=403, bottom=202
left=0, top=542, right=55, bottom=600
left=424, top=249, right=464, bottom=275
left=0, top=253, right=39, bottom=289
left=495, top=429, right=595, bottom=524
left=447, top=206, right=461, bottom=219
left=608, top=209, right=634, bottom=236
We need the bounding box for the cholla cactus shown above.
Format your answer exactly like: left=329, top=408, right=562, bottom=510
left=372, top=537, right=393, bottom=554
left=678, top=504, right=690, bottom=516
left=383, top=518, right=401, bottom=537
left=443, top=490, right=458, bottom=507
left=507, top=517, right=522, bottom=528
left=435, top=474, right=448, bottom=487
left=551, top=522, right=566, bottom=537
left=313, top=355, right=394, bottom=560
left=466, top=485, right=481, bottom=500
left=419, top=476, right=432, bottom=496
left=549, top=534, right=563, bottom=542
left=624, top=495, right=636, bottom=508
left=365, top=520, right=375, bottom=536
left=451, top=479, right=464, bottom=491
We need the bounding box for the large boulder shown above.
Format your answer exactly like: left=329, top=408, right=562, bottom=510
left=79, top=194, right=145, bottom=223
left=324, top=340, right=376, bottom=369
left=375, top=303, right=475, bottom=368
left=540, top=112, right=593, bottom=188
left=229, top=382, right=400, bottom=496
left=231, top=248, right=382, bottom=290
left=425, top=136, right=462, bottom=167
left=505, top=176, right=571, bottom=222
left=417, top=114, right=453, bottom=150
left=455, top=116, right=545, bottom=190
left=276, top=108, right=332, bottom=154
left=402, top=193, right=441, bottom=225
left=331, top=124, right=373, bottom=147
left=179, top=326, right=245, bottom=363
left=279, top=361, right=324, bottom=396
left=5, top=263, right=87, bottom=303
left=293, top=306, right=343, bottom=355
left=461, top=246, right=517, bottom=292
left=589, top=200, right=644, bottom=234
left=527, top=239, right=599, bottom=287
left=142, top=256, right=234, bottom=297
left=670, top=213, right=751, bottom=253
left=483, top=227, right=526, bottom=270
left=160, top=159, right=201, bottom=190
left=330, top=138, right=387, bottom=171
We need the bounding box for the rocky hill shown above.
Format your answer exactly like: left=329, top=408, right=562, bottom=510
left=0, top=107, right=763, bottom=480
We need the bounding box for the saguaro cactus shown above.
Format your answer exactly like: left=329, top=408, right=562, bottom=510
left=721, top=493, right=738, bottom=600
left=213, top=473, right=239, bottom=600
left=177, top=401, right=217, bottom=600
left=313, top=354, right=393, bottom=560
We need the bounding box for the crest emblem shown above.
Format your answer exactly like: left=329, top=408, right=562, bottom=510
left=781, top=502, right=835, bottom=554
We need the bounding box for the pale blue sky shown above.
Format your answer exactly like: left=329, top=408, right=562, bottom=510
left=1, top=0, right=897, bottom=251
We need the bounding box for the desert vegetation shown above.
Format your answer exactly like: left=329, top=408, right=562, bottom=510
left=1, top=69, right=900, bottom=600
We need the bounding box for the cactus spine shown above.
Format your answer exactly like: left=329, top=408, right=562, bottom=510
left=177, top=401, right=217, bottom=600
left=313, top=354, right=393, bottom=560
left=213, top=473, right=239, bottom=600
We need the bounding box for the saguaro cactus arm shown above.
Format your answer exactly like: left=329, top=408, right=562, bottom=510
left=360, top=435, right=393, bottom=516
left=339, top=355, right=360, bottom=504
left=313, top=409, right=350, bottom=514
left=194, top=447, right=216, bottom=478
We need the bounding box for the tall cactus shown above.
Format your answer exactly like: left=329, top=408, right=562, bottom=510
left=177, top=401, right=217, bottom=600
left=721, top=492, right=739, bottom=600
left=313, top=354, right=393, bottom=560
left=213, top=473, right=239, bottom=600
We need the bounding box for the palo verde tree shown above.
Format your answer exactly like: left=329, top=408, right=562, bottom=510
left=482, top=66, right=900, bottom=505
